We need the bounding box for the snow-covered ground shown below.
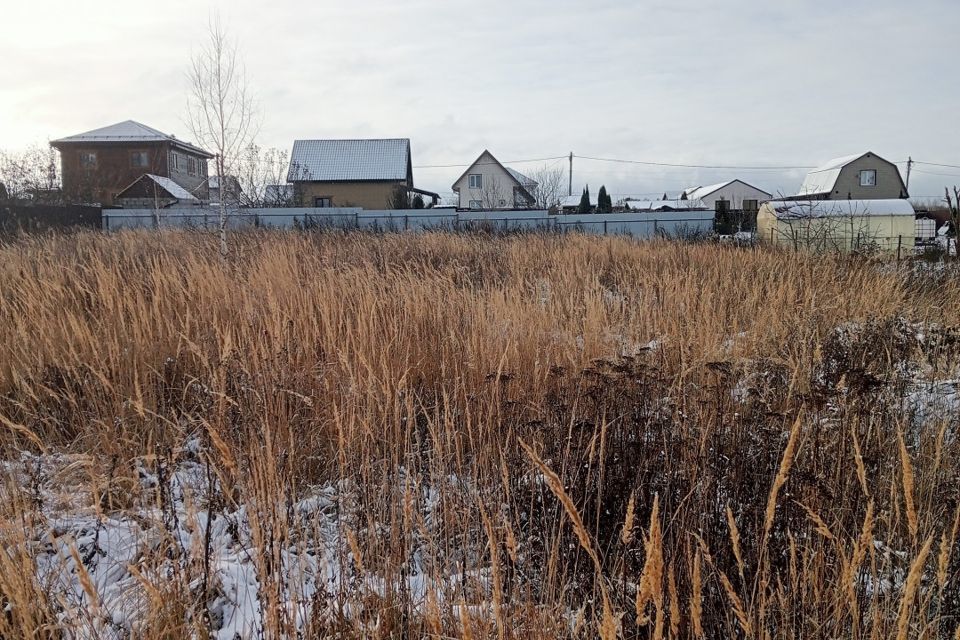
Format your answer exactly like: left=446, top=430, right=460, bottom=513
left=1, top=444, right=494, bottom=639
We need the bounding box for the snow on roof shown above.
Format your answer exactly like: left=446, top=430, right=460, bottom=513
left=561, top=194, right=597, bottom=208
left=144, top=174, right=198, bottom=201
left=813, top=153, right=867, bottom=173
left=796, top=152, right=880, bottom=196
left=683, top=180, right=735, bottom=201
left=765, top=199, right=914, bottom=218
left=625, top=199, right=703, bottom=211
left=683, top=179, right=773, bottom=201
left=506, top=167, right=537, bottom=189
left=287, top=139, right=410, bottom=182
left=52, top=120, right=212, bottom=157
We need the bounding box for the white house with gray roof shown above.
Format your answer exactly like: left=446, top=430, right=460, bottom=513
left=682, top=179, right=772, bottom=213
left=452, top=151, right=538, bottom=210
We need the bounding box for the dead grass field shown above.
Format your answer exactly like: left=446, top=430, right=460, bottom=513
left=0, top=229, right=959, bottom=638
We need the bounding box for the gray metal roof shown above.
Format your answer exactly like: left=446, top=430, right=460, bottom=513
left=287, top=139, right=411, bottom=182
left=145, top=175, right=198, bottom=201
left=116, top=174, right=199, bottom=202
left=505, top=167, right=537, bottom=189
left=51, top=120, right=213, bottom=157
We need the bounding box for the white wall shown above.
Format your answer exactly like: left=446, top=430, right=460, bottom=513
left=452, top=151, right=524, bottom=209
left=692, top=181, right=772, bottom=211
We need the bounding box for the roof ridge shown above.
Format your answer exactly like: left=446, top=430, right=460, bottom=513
left=293, top=137, right=410, bottom=143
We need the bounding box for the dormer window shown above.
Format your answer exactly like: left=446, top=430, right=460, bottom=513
left=859, top=170, right=877, bottom=187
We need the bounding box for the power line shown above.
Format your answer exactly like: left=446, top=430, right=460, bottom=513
left=415, top=153, right=817, bottom=171
left=415, top=153, right=960, bottom=179
left=413, top=155, right=567, bottom=169
left=912, top=168, right=960, bottom=178
left=575, top=155, right=815, bottom=171
left=914, top=160, right=960, bottom=170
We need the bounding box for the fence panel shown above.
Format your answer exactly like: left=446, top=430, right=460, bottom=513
left=103, top=207, right=716, bottom=239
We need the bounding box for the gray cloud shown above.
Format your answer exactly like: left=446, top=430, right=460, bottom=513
left=1, top=0, right=957, bottom=200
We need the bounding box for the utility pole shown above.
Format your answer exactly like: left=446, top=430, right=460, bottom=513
left=568, top=152, right=573, bottom=196
left=905, top=156, right=913, bottom=194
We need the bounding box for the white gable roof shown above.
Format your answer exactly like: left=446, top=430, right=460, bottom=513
left=117, top=174, right=199, bottom=202
left=560, top=193, right=597, bottom=208
left=52, top=120, right=211, bottom=157
left=287, top=139, right=410, bottom=182
left=683, top=179, right=772, bottom=201
left=765, top=199, right=914, bottom=219
left=797, top=152, right=878, bottom=196
left=144, top=174, right=198, bottom=201
left=684, top=180, right=735, bottom=200
left=625, top=199, right=703, bottom=211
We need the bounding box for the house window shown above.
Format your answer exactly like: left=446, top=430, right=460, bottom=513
left=469, top=200, right=482, bottom=209
left=743, top=200, right=759, bottom=212
left=187, top=157, right=198, bottom=176
left=859, top=170, right=877, bottom=187
left=79, top=151, right=97, bottom=168
left=468, top=174, right=483, bottom=189
left=130, top=151, right=149, bottom=168
left=314, top=197, right=332, bottom=208
left=170, top=152, right=180, bottom=171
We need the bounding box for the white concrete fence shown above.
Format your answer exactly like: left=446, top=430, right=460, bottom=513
left=102, top=207, right=716, bottom=239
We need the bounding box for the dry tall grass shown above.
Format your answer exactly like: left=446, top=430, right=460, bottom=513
left=0, top=229, right=959, bottom=638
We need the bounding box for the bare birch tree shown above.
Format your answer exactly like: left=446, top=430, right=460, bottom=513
left=187, top=17, right=258, bottom=256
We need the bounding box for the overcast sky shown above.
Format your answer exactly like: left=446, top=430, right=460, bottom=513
left=2, top=0, right=958, bottom=202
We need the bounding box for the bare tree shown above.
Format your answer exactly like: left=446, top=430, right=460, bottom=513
left=0, top=145, right=61, bottom=202
left=770, top=200, right=884, bottom=254
left=528, top=163, right=566, bottom=212
left=187, top=17, right=258, bottom=256
left=237, top=144, right=291, bottom=207
left=944, top=187, right=960, bottom=259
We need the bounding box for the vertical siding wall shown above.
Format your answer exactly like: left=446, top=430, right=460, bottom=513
left=103, top=208, right=715, bottom=238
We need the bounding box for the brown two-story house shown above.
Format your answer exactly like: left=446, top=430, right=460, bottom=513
left=51, top=120, right=213, bottom=206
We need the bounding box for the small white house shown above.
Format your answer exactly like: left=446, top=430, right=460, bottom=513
left=452, top=150, right=538, bottom=209
left=682, top=179, right=772, bottom=212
